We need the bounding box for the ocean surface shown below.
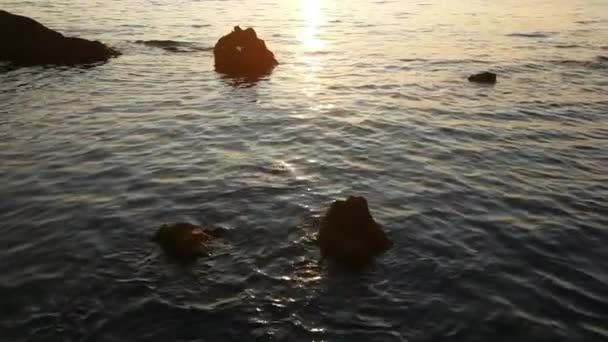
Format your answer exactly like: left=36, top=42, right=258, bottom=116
left=1, top=0, right=607, bottom=341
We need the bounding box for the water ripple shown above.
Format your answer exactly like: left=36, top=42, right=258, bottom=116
left=1, top=0, right=607, bottom=341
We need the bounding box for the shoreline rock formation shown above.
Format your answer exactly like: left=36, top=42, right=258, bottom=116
left=0, top=10, right=120, bottom=66
left=213, top=26, right=278, bottom=78
left=318, top=196, right=393, bottom=267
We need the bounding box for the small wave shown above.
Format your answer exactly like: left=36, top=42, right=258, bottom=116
left=399, top=58, right=427, bottom=63
left=119, top=24, right=146, bottom=28
left=257, top=160, right=296, bottom=176
left=576, top=20, right=604, bottom=25
left=303, top=50, right=332, bottom=56
left=430, top=59, right=491, bottom=65
left=134, top=40, right=212, bottom=53
left=551, top=57, right=608, bottom=70
left=507, top=32, right=555, bottom=38
left=395, top=12, right=411, bottom=18
left=0, top=62, right=12, bottom=72
left=554, top=44, right=581, bottom=49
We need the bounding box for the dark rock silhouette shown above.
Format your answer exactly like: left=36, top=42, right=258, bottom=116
left=468, top=72, right=497, bottom=84
left=0, top=10, right=120, bottom=66
left=318, top=196, right=393, bottom=267
left=152, top=222, right=217, bottom=261
left=214, top=26, right=278, bottom=78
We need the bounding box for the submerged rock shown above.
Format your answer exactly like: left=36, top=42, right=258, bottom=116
left=468, top=71, right=497, bottom=84
left=0, top=10, right=120, bottom=66
left=152, top=222, right=217, bottom=261
left=214, top=26, right=278, bottom=78
left=318, top=196, right=393, bottom=267
left=134, top=40, right=211, bottom=53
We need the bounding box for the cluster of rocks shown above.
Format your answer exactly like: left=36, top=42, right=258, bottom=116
left=3, top=11, right=502, bottom=269
left=153, top=196, right=393, bottom=269
left=2, top=10, right=496, bottom=83
left=0, top=11, right=278, bottom=79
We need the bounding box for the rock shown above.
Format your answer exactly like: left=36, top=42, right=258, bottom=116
left=214, top=26, right=278, bottom=78
left=468, top=72, right=497, bottom=84
left=318, top=196, right=393, bottom=267
left=0, top=10, right=120, bottom=66
left=152, top=222, right=217, bottom=261
left=134, top=40, right=210, bottom=53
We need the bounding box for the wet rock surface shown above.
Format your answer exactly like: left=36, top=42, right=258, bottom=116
left=0, top=10, right=120, bottom=66
left=468, top=71, right=497, bottom=84
left=318, top=196, right=393, bottom=267
left=213, top=26, right=278, bottom=78
left=152, top=222, right=218, bottom=261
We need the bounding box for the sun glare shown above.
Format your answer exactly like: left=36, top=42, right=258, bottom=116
left=298, top=0, right=325, bottom=52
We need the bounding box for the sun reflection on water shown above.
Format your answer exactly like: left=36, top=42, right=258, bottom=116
left=298, top=0, right=326, bottom=53
left=296, top=0, right=328, bottom=101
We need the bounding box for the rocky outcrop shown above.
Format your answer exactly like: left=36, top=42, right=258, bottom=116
left=0, top=10, right=120, bottom=66
left=152, top=222, right=217, bottom=261
left=468, top=72, right=497, bottom=84
left=214, top=26, right=278, bottom=78
left=318, top=196, right=393, bottom=267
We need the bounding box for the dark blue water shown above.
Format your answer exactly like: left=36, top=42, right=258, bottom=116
left=1, top=0, right=607, bottom=341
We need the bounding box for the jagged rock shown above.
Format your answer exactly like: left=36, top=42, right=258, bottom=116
left=468, top=72, right=497, bottom=84
left=214, top=26, right=278, bottom=78
left=152, top=222, right=217, bottom=261
left=318, top=196, right=393, bottom=267
left=0, top=10, right=120, bottom=66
